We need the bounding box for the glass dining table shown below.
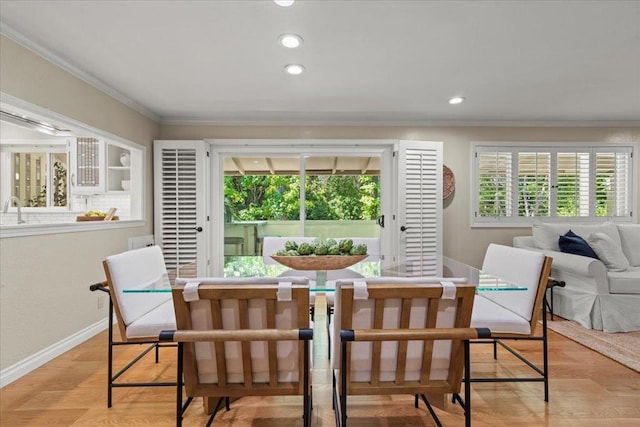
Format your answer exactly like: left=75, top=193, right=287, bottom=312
left=123, top=255, right=526, bottom=293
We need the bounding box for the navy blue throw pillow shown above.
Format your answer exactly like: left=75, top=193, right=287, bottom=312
left=558, top=230, right=599, bottom=259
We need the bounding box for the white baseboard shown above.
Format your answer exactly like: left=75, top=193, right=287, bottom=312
left=0, top=317, right=109, bottom=388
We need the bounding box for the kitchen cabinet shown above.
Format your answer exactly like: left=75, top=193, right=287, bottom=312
left=69, top=137, right=105, bottom=194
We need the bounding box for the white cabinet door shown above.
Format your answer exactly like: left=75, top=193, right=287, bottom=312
left=154, top=140, right=208, bottom=278
left=69, top=137, right=105, bottom=194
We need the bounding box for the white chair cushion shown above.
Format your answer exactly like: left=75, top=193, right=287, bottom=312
left=126, top=299, right=176, bottom=339
left=588, top=232, right=630, bottom=272
left=481, top=244, right=545, bottom=321
left=105, top=246, right=170, bottom=326
left=471, top=295, right=531, bottom=335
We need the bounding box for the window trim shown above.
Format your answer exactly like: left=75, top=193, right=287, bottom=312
left=470, top=141, right=638, bottom=228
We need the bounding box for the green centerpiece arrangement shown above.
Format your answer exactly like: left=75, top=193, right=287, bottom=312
left=271, top=238, right=368, bottom=270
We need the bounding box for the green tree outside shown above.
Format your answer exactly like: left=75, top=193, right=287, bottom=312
left=224, top=174, right=380, bottom=221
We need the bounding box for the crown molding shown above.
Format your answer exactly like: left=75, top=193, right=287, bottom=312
left=160, top=117, right=640, bottom=128
left=1, top=24, right=160, bottom=122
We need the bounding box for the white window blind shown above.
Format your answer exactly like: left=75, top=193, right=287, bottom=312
left=473, top=143, right=634, bottom=226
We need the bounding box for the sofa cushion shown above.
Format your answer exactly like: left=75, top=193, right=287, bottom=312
left=559, top=230, right=599, bottom=259
left=608, top=267, right=640, bottom=294
left=587, top=232, right=630, bottom=272
left=532, top=221, right=622, bottom=252
left=617, top=224, right=640, bottom=267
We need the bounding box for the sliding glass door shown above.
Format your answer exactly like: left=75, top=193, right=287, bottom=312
left=221, top=153, right=381, bottom=255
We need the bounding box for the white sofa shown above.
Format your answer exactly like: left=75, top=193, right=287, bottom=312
left=513, top=222, right=640, bottom=332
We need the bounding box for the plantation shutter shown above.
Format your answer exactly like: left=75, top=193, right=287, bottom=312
left=396, top=140, right=443, bottom=266
left=594, top=148, right=632, bottom=217
left=517, top=152, right=550, bottom=217
left=153, top=140, right=208, bottom=278
left=476, top=150, right=513, bottom=218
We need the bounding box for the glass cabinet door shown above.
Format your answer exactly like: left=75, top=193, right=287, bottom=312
left=70, top=137, right=105, bottom=194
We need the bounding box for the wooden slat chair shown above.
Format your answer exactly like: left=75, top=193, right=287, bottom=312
left=470, top=244, right=554, bottom=401
left=89, top=245, right=177, bottom=408
left=332, top=277, right=489, bottom=427
left=162, top=277, right=313, bottom=427
left=321, top=237, right=382, bottom=358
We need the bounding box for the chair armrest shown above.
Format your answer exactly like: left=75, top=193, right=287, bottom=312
left=159, top=328, right=313, bottom=342
left=89, top=281, right=109, bottom=293
left=341, top=327, right=492, bottom=342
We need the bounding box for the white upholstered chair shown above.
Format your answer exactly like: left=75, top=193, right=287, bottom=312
left=163, top=276, right=313, bottom=427
left=332, top=277, right=488, bottom=427
left=91, top=245, right=177, bottom=407
left=470, top=243, right=553, bottom=401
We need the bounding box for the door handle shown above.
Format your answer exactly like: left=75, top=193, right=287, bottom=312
left=376, top=215, right=384, bottom=228
left=400, top=226, right=409, bottom=232
left=193, top=227, right=203, bottom=232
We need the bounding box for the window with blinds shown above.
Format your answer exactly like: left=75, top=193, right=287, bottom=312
left=473, top=143, right=634, bottom=225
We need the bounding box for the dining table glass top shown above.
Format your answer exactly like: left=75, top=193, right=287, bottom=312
left=123, top=255, right=527, bottom=293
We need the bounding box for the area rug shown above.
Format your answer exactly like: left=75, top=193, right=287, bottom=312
left=546, top=320, right=640, bottom=372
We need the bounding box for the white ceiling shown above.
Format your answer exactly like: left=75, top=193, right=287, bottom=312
left=1, top=0, right=639, bottom=126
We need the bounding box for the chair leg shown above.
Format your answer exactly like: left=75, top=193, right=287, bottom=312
left=176, top=342, right=183, bottom=427
left=418, top=394, right=443, bottom=427
left=542, top=301, right=550, bottom=402
left=107, top=298, right=115, bottom=408
left=464, top=340, right=471, bottom=427
left=326, top=305, right=333, bottom=360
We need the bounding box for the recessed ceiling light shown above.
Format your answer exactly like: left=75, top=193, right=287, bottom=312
left=285, top=64, right=305, bottom=75
left=449, top=96, right=465, bottom=105
left=274, top=0, right=295, bottom=7
left=279, top=33, right=303, bottom=49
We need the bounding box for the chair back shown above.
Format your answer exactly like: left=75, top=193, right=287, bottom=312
left=172, top=276, right=310, bottom=398
left=481, top=244, right=553, bottom=326
left=103, top=246, right=171, bottom=340
left=332, top=277, right=476, bottom=395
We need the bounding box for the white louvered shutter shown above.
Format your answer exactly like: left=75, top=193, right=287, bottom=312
left=396, top=141, right=443, bottom=267
left=154, top=140, right=208, bottom=278
left=594, top=148, right=632, bottom=218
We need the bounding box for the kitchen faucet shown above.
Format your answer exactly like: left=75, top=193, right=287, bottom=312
left=2, top=196, right=25, bottom=224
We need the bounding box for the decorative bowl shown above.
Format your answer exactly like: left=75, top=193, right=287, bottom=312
left=121, top=180, right=131, bottom=191
left=270, top=255, right=368, bottom=271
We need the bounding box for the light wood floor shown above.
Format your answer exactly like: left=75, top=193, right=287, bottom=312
left=2, top=296, right=639, bottom=426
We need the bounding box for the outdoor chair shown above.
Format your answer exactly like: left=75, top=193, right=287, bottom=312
left=469, top=243, right=553, bottom=401
left=89, top=245, right=176, bottom=407
left=161, top=276, right=313, bottom=427
left=332, top=277, right=489, bottom=427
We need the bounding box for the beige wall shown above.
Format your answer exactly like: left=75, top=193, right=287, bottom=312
left=160, top=124, right=640, bottom=267
left=0, top=36, right=160, bottom=370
